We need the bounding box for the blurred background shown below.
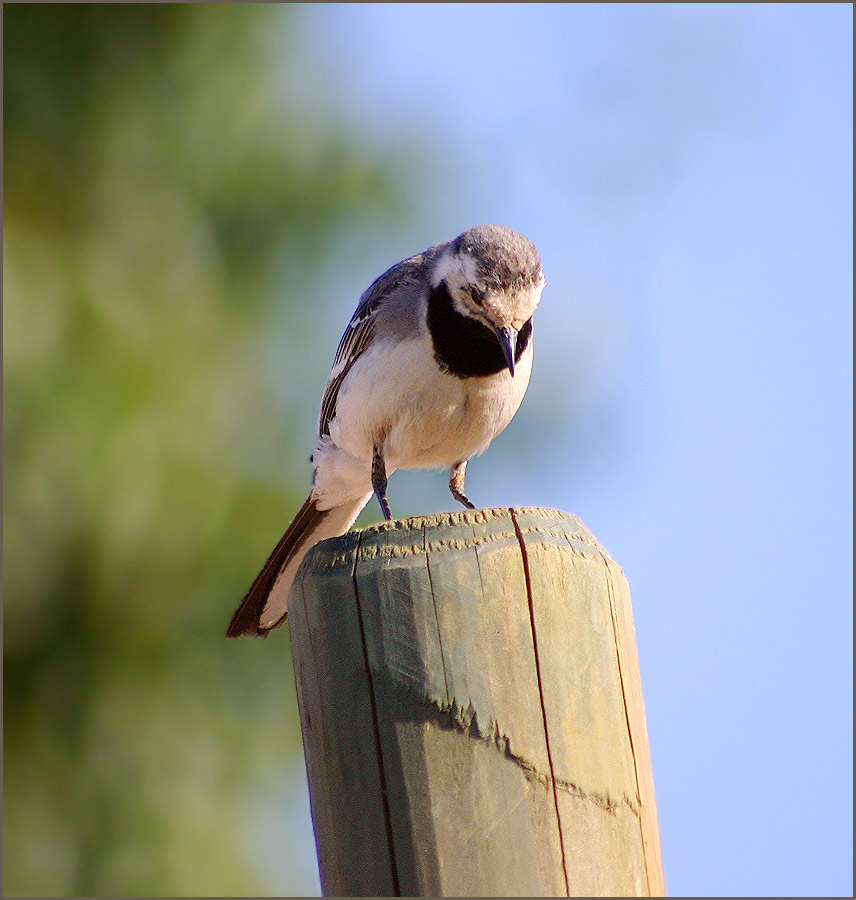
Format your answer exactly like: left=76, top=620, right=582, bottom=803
left=3, top=4, right=851, bottom=897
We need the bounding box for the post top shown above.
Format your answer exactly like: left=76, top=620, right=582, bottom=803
left=298, top=506, right=617, bottom=577
left=357, top=506, right=576, bottom=535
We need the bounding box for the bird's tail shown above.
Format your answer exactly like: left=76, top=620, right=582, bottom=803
left=226, top=492, right=371, bottom=638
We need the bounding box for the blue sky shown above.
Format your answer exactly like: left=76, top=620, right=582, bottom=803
left=268, top=5, right=852, bottom=895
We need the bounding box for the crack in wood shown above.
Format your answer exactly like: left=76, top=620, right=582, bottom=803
left=352, top=532, right=402, bottom=897
left=511, top=509, right=572, bottom=896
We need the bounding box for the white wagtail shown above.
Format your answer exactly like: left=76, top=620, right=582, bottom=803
left=227, top=224, right=545, bottom=637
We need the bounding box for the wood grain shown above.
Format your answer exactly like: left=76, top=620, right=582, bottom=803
left=289, top=507, right=665, bottom=897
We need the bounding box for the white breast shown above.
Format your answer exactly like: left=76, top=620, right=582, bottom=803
left=328, top=334, right=533, bottom=473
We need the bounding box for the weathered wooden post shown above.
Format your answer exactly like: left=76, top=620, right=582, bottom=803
left=289, top=507, right=665, bottom=897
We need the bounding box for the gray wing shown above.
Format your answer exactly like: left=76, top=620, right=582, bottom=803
left=318, top=251, right=429, bottom=437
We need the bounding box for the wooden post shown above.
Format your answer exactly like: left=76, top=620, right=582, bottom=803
left=289, top=507, right=665, bottom=897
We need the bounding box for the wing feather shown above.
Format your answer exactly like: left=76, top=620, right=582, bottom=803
left=318, top=252, right=427, bottom=437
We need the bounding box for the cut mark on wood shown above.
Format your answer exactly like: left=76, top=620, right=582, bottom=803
left=423, top=526, right=451, bottom=706
left=511, top=508, right=571, bottom=898
left=372, top=677, right=639, bottom=816
left=352, top=531, right=402, bottom=897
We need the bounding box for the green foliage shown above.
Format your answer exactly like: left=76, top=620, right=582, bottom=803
left=3, top=5, right=416, bottom=894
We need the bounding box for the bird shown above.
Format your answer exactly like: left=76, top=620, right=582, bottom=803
left=227, top=223, right=546, bottom=638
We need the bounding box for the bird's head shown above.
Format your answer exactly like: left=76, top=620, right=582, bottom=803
left=430, top=224, right=545, bottom=375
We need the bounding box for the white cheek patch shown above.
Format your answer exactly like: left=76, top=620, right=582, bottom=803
left=431, top=251, right=457, bottom=287
left=457, top=251, right=479, bottom=286
left=431, top=250, right=480, bottom=291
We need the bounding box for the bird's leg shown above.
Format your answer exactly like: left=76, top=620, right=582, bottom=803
left=449, top=460, right=476, bottom=510
left=372, top=445, right=392, bottom=521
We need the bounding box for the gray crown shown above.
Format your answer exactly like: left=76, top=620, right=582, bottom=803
left=453, top=224, right=542, bottom=291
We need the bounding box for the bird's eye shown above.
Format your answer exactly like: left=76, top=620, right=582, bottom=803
left=470, top=287, right=485, bottom=306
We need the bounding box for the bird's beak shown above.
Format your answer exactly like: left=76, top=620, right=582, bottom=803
left=494, top=325, right=518, bottom=376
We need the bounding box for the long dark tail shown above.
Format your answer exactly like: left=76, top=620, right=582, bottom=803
left=226, top=492, right=369, bottom=638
